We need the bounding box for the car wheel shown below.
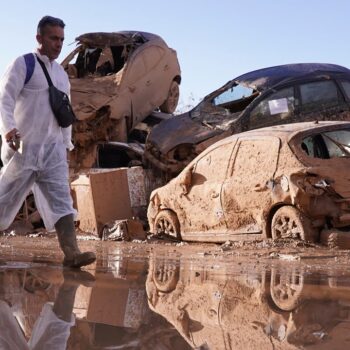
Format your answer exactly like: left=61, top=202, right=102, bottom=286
left=270, top=268, right=304, bottom=311
left=160, top=81, right=179, bottom=114
left=271, top=206, right=318, bottom=242
left=152, top=259, right=179, bottom=293
left=154, top=210, right=181, bottom=240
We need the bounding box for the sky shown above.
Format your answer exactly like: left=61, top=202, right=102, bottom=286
left=1, top=0, right=349, bottom=109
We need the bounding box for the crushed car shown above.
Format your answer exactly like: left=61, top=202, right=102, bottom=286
left=61, top=31, right=181, bottom=169
left=148, top=121, right=350, bottom=243
left=145, top=63, right=350, bottom=176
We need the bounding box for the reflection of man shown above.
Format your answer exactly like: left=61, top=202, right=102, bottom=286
left=0, top=16, right=95, bottom=267
left=0, top=269, right=94, bottom=349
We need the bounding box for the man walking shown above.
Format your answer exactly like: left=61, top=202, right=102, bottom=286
left=0, top=16, right=96, bottom=268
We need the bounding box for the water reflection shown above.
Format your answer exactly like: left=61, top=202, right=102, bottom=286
left=0, top=266, right=94, bottom=349
left=146, top=256, right=350, bottom=349
left=2, top=251, right=350, bottom=349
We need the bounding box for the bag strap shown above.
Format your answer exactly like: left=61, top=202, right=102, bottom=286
left=23, top=53, right=35, bottom=85
left=35, top=54, right=53, bottom=87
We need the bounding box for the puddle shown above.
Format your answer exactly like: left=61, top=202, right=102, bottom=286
left=1, top=239, right=350, bottom=349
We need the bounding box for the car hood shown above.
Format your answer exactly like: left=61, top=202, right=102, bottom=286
left=147, top=113, right=222, bottom=154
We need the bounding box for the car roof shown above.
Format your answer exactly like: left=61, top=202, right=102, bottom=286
left=76, top=31, right=164, bottom=47
left=213, top=121, right=350, bottom=145
left=234, top=63, right=350, bottom=91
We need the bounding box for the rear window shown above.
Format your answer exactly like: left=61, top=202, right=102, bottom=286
left=300, top=81, right=338, bottom=107
left=301, top=128, right=350, bottom=159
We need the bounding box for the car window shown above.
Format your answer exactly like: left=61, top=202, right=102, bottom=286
left=301, top=129, right=350, bottom=159
left=212, top=84, right=254, bottom=106
left=249, top=87, right=295, bottom=129
left=300, top=81, right=339, bottom=109
left=193, top=143, right=233, bottom=183
left=341, top=81, right=350, bottom=100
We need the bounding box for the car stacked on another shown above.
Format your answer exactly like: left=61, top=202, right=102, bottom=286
left=61, top=31, right=181, bottom=169
left=148, top=121, right=350, bottom=243
left=145, top=63, right=350, bottom=176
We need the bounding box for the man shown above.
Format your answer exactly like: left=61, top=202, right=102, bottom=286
left=0, top=16, right=96, bottom=268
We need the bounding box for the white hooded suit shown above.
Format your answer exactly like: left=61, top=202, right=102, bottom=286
left=0, top=51, right=76, bottom=231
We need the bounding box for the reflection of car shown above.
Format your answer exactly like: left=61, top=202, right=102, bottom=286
left=145, top=63, right=350, bottom=175
left=61, top=31, right=181, bottom=169
left=146, top=257, right=350, bottom=349
left=148, top=121, right=350, bottom=243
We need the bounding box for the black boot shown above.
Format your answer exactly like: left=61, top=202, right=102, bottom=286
left=55, top=214, right=96, bottom=268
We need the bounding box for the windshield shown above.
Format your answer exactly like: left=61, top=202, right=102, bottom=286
left=301, top=128, right=350, bottom=159
left=190, top=83, right=258, bottom=131
left=212, top=84, right=255, bottom=106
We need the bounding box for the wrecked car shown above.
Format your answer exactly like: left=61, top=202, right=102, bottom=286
left=148, top=121, right=350, bottom=243
left=145, top=63, right=350, bottom=176
left=61, top=31, right=181, bottom=169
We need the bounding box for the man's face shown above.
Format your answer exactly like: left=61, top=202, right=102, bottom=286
left=36, top=25, right=64, bottom=60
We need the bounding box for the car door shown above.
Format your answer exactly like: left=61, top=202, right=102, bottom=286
left=248, top=86, right=296, bottom=130
left=221, top=136, right=280, bottom=234
left=298, top=79, right=349, bottom=121
left=178, top=141, right=235, bottom=239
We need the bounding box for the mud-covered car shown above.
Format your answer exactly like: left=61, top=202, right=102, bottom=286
left=61, top=31, right=181, bottom=169
left=145, top=63, right=350, bottom=176
left=148, top=121, right=350, bottom=243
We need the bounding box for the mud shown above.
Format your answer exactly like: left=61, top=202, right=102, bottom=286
left=1, top=235, right=350, bottom=348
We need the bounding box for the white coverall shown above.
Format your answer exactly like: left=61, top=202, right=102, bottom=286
left=0, top=300, right=74, bottom=350
left=0, top=51, right=76, bottom=231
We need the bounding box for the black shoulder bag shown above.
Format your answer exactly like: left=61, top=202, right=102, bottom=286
left=36, top=55, right=76, bottom=128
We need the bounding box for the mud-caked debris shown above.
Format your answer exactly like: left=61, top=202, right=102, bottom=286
left=102, top=219, right=146, bottom=241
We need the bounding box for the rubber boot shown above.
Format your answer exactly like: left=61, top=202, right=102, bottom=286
left=53, top=270, right=95, bottom=321
left=55, top=214, right=96, bottom=268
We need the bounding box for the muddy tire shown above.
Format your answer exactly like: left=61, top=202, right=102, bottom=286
left=154, top=210, right=181, bottom=240
left=270, top=268, right=304, bottom=311
left=160, top=81, right=179, bottom=114
left=271, top=206, right=318, bottom=242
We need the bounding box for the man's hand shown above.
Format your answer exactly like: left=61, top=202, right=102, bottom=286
left=5, top=128, right=21, bottom=151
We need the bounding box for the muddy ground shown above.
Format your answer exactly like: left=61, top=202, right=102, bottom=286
left=1, top=234, right=350, bottom=349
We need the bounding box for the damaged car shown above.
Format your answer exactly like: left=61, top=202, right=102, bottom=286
left=145, top=63, right=350, bottom=176
left=61, top=31, right=181, bottom=169
left=148, top=121, right=350, bottom=243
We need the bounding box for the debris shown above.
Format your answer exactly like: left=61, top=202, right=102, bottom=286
left=102, top=219, right=146, bottom=241
left=71, top=167, right=150, bottom=236
left=221, top=240, right=233, bottom=251
left=269, top=252, right=300, bottom=261
left=27, top=232, right=44, bottom=238
left=312, top=331, right=327, bottom=340
left=320, top=229, right=350, bottom=249
left=176, top=242, right=189, bottom=247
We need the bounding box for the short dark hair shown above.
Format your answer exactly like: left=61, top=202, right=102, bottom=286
left=37, top=16, right=65, bottom=35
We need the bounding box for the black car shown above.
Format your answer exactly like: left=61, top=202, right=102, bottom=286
left=144, top=63, right=350, bottom=175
